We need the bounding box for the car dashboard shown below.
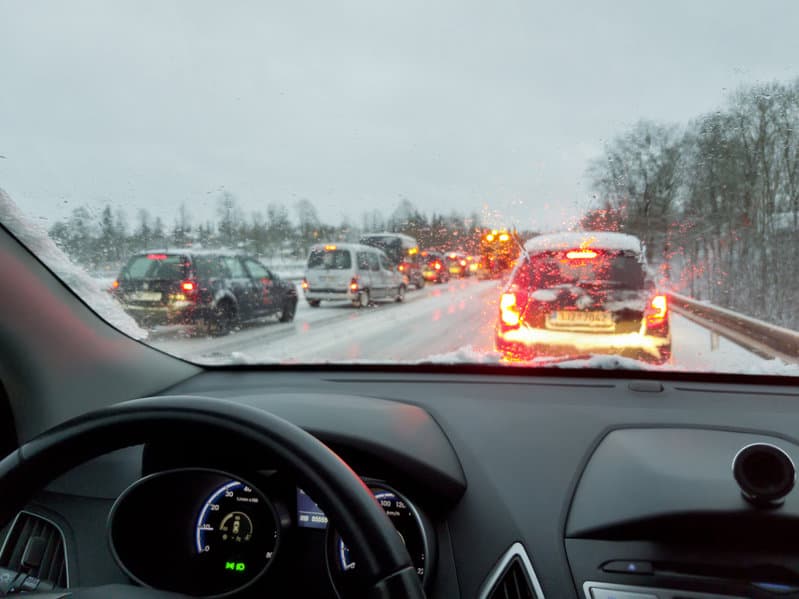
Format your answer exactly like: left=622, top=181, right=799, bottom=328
left=6, top=368, right=799, bottom=599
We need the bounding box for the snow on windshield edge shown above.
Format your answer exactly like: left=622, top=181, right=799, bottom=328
left=1, top=189, right=147, bottom=340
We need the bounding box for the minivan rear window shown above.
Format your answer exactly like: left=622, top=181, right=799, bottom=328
left=308, top=249, right=352, bottom=270
left=123, top=254, right=188, bottom=280
left=518, top=251, right=645, bottom=290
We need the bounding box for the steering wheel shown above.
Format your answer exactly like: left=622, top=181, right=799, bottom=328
left=0, top=396, right=426, bottom=599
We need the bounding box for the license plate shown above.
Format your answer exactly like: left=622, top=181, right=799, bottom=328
left=547, top=311, right=613, bottom=328
left=130, top=291, right=162, bottom=301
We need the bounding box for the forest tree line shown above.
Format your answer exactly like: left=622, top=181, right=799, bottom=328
left=585, top=78, right=799, bottom=328
left=48, top=194, right=488, bottom=270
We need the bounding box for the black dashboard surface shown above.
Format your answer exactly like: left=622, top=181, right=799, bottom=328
left=25, top=369, right=799, bottom=598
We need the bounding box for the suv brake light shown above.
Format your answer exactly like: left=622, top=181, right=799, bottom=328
left=500, top=292, right=521, bottom=327
left=181, top=281, right=196, bottom=292
left=350, top=278, right=359, bottom=292
left=646, top=294, right=668, bottom=326
left=566, top=250, right=597, bottom=259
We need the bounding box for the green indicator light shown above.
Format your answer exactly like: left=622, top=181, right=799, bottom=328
left=224, top=562, right=246, bottom=572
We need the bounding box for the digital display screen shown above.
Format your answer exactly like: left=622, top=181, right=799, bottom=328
left=296, top=488, right=328, bottom=529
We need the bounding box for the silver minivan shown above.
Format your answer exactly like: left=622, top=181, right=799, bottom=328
left=302, top=243, right=407, bottom=308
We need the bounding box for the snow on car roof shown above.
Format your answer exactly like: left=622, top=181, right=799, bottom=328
left=360, top=232, right=418, bottom=244
left=524, top=231, right=643, bottom=255
left=310, top=242, right=385, bottom=253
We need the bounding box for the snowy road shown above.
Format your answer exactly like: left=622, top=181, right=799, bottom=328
left=148, top=278, right=796, bottom=374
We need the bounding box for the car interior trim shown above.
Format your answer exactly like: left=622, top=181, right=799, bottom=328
left=0, top=508, right=71, bottom=588
left=478, top=542, right=545, bottom=599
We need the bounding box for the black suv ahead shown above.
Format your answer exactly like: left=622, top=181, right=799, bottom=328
left=112, top=251, right=298, bottom=334
left=495, top=232, right=671, bottom=364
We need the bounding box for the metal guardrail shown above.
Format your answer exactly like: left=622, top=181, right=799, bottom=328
left=669, top=292, right=799, bottom=363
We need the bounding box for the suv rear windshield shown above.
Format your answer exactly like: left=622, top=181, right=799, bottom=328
left=193, top=256, right=228, bottom=278
left=307, top=249, right=352, bottom=270
left=122, top=254, right=188, bottom=280
left=518, top=251, right=646, bottom=290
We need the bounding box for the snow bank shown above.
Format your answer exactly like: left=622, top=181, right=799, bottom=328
left=525, top=232, right=643, bottom=255
left=420, top=345, right=503, bottom=364
left=546, top=355, right=650, bottom=370
left=0, top=189, right=147, bottom=340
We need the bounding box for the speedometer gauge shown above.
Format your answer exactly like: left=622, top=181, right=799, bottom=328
left=326, top=483, right=434, bottom=596
left=109, top=468, right=281, bottom=598
left=195, top=479, right=280, bottom=577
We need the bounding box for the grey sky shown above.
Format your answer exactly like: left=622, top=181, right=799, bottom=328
left=1, top=0, right=798, bottom=233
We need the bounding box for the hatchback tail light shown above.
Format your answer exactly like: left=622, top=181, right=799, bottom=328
left=646, top=294, right=668, bottom=327
left=500, top=292, right=521, bottom=327
left=566, top=249, right=598, bottom=260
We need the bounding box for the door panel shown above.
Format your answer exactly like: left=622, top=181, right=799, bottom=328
left=222, top=256, right=257, bottom=318
left=244, top=258, right=275, bottom=314
left=366, top=252, right=385, bottom=297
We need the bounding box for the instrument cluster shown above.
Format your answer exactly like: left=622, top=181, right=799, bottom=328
left=109, top=468, right=435, bottom=597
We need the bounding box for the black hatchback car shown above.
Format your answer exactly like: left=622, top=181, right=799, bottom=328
left=495, top=232, right=671, bottom=364
left=112, top=251, right=298, bottom=334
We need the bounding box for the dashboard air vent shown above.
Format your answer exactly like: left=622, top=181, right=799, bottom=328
left=480, top=543, right=544, bottom=599
left=487, top=556, right=537, bottom=599
left=0, top=511, right=68, bottom=587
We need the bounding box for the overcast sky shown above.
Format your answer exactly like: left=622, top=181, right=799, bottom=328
left=2, top=0, right=798, bottom=233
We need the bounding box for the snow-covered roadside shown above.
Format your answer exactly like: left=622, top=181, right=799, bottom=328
left=0, top=189, right=147, bottom=340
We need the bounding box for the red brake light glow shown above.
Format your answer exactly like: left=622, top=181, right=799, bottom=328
left=112, top=280, right=119, bottom=289
left=181, top=281, right=195, bottom=292
left=566, top=250, right=597, bottom=260
left=350, top=278, right=359, bottom=292
left=434, top=262, right=441, bottom=270
left=301, top=279, right=309, bottom=289
left=147, top=253, right=168, bottom=260
left=500, top=292, right=521, bottom=327
left=646, top=294, right=668, bottom=326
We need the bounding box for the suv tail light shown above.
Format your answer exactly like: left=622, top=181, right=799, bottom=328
left=500, top=292, right=521, bottom=327
left=301, top=278, right=309, bottom=290
left=181, top=281, right=196, bottom=293
left=350, top=278, right=359, bottom=292
left=646, top=294, right=668, bottom=327
left=566, top=249, right=597, bottom=259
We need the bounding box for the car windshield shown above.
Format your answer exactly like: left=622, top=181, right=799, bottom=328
left=522, top=253, right=646, bottom=290
left=2, top=1, right=799, bottom=375
left=308, top=249, right=352, bottom=271
left=123, top=255, right=188, bottom=281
